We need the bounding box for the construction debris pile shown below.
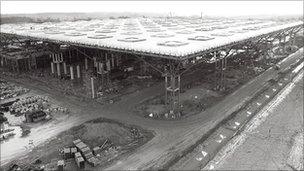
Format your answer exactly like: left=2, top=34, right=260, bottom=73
left=9, top=95, right=68, bottom=122
left=0, top=80, right=29, bottom=100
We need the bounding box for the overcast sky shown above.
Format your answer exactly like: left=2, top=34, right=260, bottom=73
left=1, top=1, right=303, bottom=16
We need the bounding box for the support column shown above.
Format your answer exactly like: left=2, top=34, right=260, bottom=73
left=282, top=35, right=286, bottom=54
left=111, top=54, right=115, bottom=68
left=93, top=57, right=97, bottom=67
left=63, top=62, right=67, bottom=75
left=214, top=52, right=227, bottom=91
left=27, top=58, right=31, bottom=71
left=91, top=77, right=95, bottom=98
left=1, top=58, right=3, bottom=67
left=141, top=61, right=148, bottom=76
left=165, top=76, right=168, bottom=105
left=76, top=65, right=81, bottom=78
left=221, top=57, right=227, bottom=91
left=116, top=55, right=121, bottom=66
left=56, top=63, right=61, bottom=77
left=106, top=59, right=111, bottom=71
left=51, top=62, right=55, bottom=74
left=70, top=66, right=74, bottom=80
left=97, top=62, right=110, bottom=91
left=214, top=53, right=221, bottom=90
left=165, top=73, right=181, bottom=118
left=85, top=58, right=88, bottom=70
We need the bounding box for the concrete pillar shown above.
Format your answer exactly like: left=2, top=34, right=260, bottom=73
left=55, top=54, right=58, bottom=62
left=97, top=62, right=104, bottom=74
left=106, top=60, right=111, bottom=71
left=76, top=65, right=81, bottom=78
left=63, top=62, right=67, bottom=75
left=116, top=56, right=120, bottom=66
left=85, top=58, right=88, bottom=70
left=111, top=54, right=115, bottom=68
left=16, top=60, right=19, bottom=73
left=60, top=53, right=63, bottom=62
left=51, top=62, right=55, bottom=74
left=27, top=58, right=31, bottom=71
left=70, top=66, right=74, bottom=80
left=56, top=63, right=61, bottom=77
left=165, top=76, right=168, bottom=105
left=91, top=77, right=95, bottom=98
left=93, top=57, right=97, bottom=67
left=171, top=75, right=175, bottom=90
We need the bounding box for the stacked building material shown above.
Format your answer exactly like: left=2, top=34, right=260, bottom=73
left=81, top=146, right=93, bottom=160
left=73, top=139, right=101, bottom=167
left=63, top=147, right=73, bottom=160
left=75, top=141, right=88, bottom=151
left=10, top=95, right=49, bottom=116
left=73, top=139, right=81, bottom=146
left=57, top=160, right=65, bottom=171
left=0, top=81, right=29, bottom=100
left=92, top=146, right=102, bottom=155
left=74, top=152, right=85, bottom=169
left=87, top=157, right=100, bottom=167
left=70, top=147, right=77, bottom=156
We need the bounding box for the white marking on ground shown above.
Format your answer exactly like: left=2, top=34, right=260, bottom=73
left=203, top=71, right=303, bottom=170
left=196, top=157, right=203, bottom=161
left=202, top=151, right=208, bottom=157
left=292, top=62, right=303, bottom=73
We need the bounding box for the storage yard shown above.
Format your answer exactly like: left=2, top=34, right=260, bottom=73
left=0, top=14, right=303, bottom=170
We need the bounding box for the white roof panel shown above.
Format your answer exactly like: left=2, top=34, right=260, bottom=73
left=0, top=18, right=302, bottom=58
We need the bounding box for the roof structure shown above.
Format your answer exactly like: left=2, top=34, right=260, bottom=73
left=0, top=18, right=302, bottom=59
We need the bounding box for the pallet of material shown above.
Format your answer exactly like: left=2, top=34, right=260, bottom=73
left=84, top=152, right=94, bottom=160
left=75, top=153, right=85, bottom=169
left=93, top=146, right=102, bottom=155
left=70, top=147, right=77, bottom=156
left=57, top=160, right=65, bottom=171
left=76, top=142, right=87, bottom=150
left=73, top=139, right=82, bottom=146
left=63, top=147, right=73, bottom=159
left=75, top=152, right=82, bottom=159
left=80, top=146, right=91, bottom=155
left=87, top=157, right=100, bottom=167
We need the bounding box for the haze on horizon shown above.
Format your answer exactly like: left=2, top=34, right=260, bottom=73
left=1, top=1, right=303, bottom=17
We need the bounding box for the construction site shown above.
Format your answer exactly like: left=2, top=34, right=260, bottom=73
left=0, top=4, right=303, bottom=170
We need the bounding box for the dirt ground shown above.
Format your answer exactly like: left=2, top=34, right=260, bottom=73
left=0, top=83, right=73, bottom=167
left=134, top=56, right=282, bottom=119
left=5, top=117, right=153, bottom=170
left=0, top=48, right=303, bottom=170
left=210, top=73, right=303, bottom=170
